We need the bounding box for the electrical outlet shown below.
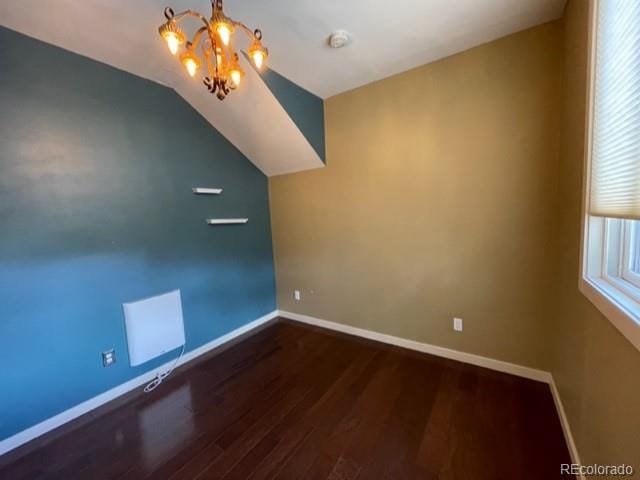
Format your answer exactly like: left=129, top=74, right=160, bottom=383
left=294, top=289, right=301, bottom=301
left=453, top=317, right=463, bottom=332
left=102, top=349, right=116, bottom=367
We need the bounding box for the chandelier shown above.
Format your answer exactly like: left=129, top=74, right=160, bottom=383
left=158, top=0, right=269, bottom=100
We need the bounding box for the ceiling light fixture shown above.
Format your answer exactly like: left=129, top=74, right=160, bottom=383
left=158, top=0, right=269, bottom=100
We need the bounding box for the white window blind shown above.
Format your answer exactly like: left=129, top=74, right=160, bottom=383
left=590, top=0, right=640, bottom=219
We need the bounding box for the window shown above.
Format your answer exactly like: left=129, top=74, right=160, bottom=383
left=581, top=0, right=640, bottom=351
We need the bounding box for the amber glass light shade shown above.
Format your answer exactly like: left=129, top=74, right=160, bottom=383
left=180, top=50, right=201, bottom=77
left=214, top=20, right=233, bottom=46
left=159, top=23, right=185, bottom=55
left=248, top=40, right=268, bottom=69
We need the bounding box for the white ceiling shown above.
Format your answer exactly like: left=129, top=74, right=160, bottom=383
left=0, top=0, right=566, bottom=174
left=224, top=0, right=567, bottom=98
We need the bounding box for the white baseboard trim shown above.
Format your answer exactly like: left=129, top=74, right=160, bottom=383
left=0, top=310, right=278, bottom=457
left=279, top=310, right=551, bottom=383
left=279, top=309, right=584, bottom=472
left=549, top=378, right=584, bottom=479
left=2, top=309, right=583, bottom=473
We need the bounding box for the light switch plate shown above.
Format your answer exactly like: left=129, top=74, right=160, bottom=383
left=102, top=349, right=116, bottom=367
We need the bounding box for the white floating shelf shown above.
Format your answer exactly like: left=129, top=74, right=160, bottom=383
left=206, top=218, right=248, bottom=225
left=193, top=187, right=222, bottom=195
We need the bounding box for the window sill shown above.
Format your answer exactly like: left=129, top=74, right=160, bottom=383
left=579, top=276, right=640, bottom=351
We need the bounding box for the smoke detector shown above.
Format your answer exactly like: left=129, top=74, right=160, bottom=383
left=328, top=30, right=351, bottom=49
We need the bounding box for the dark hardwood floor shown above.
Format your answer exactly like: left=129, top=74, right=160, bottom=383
left=0, top=318, right=572, bottom=479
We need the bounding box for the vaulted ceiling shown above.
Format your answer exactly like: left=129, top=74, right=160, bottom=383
left=0, top=0, right=566, bottom=176
left=229, top=0, right=567, bottom=98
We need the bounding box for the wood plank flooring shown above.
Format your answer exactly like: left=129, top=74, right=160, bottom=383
left=0, top=319, right=573, bottom=479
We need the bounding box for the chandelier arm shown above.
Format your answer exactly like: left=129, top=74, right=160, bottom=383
left=204, top=51, right=215, bottom=78
left=189, top=26, right=210, bottom=50
left=201, top=37, right=211, bottom=62
left=232, top=21, right=258, bottom=39
left=219, top=42, right=232, bottom=64
left=209, top=37, right=222, bottom=74
left=200, top=34, right=219, bottom=78
left=169, top=10, right=210, bottom=28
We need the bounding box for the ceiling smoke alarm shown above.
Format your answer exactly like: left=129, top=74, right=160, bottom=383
left=328, top=30, right=351, bottom=49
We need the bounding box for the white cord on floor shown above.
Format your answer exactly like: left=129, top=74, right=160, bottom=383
left=143, top=344, right=186, bottom=393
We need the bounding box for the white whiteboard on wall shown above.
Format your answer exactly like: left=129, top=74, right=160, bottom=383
left=123, top=290, right=186, bottom=367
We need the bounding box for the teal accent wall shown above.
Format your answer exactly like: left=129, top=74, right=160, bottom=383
left=0, top=27, right=276, bottom=440
left=249, top=56, right=326, bottom=161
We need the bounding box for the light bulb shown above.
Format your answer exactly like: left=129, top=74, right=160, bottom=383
left=251, top=50, right=264, bottom=69
left=185, top=58, right=198, bottom=77
left=217, top=24, right=231, bottom=46
left=230, top=69, right=242, bottom=86
left=181, top=51, right=200, bottom=78
left=165, top=32, right=179, bottom=55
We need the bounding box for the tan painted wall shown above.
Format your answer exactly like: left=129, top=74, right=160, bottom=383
left=270, top=22, right=563, bottom=369
left=552, top=0, right=640, bottom=472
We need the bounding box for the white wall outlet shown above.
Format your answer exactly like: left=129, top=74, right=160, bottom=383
left=453, top=317, right=463, bottom=332
left=294, top=289, right=301, bottom=301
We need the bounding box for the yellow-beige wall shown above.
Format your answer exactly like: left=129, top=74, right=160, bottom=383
left=551, top=0, right=640, bottom=470
left=270, top=2, right=640, bottom=469
left=270, top=22, right=563, bottom=369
